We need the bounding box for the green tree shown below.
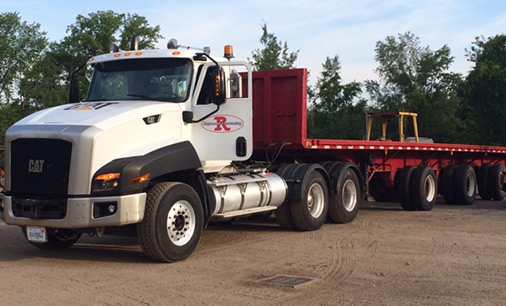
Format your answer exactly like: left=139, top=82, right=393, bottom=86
left=249, top=23, right=299, bottom=71
left=308, top=55, right=366, bottom=139
left=461, top=35, right=506, bottom=145
left=366, top=32, right=463, bottom=143
left=0, top=12, right=48, bottom=105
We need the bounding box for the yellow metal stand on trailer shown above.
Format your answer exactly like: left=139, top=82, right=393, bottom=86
left=366, top=111, right=419, bottom=143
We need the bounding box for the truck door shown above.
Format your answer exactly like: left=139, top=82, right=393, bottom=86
left=190, top=63, right=253, bottom=165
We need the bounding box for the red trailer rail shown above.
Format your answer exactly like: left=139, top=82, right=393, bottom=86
left=245, top=69, right=506, bottom=209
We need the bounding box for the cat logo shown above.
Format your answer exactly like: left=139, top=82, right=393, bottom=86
left=28, top=159, right=45, bottom=173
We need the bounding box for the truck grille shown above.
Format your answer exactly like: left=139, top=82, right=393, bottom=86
left=12, top=197, right=67, bottom=219
left=10, top=139, right=72, bottom=196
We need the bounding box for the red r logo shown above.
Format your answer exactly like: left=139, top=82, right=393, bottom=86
left=214, top=116, right=231, bottom=131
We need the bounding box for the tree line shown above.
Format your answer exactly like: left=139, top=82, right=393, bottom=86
left=1, top=11, right=505, bottom=146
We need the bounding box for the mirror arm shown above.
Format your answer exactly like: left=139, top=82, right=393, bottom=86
left=183, top=104, right=220, bottom=124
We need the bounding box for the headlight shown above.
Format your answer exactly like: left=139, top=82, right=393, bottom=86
left=92, top=172, right=121, bottom=193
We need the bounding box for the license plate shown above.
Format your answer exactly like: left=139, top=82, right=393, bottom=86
left=26, top=226, right=48, bottom=243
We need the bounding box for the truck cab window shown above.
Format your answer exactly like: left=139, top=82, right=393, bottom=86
left=197, top=66, right=218, bottom=105
left=88, top=58, right=192, bottom=103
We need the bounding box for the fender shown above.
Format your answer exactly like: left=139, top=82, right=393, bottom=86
left=92, top=141, right=201, bottom=196
left=324, top=162, right=365, bottom=195
left=275, top=163, right=331, bottom=202
left=92, top=141, right=215, bottom=221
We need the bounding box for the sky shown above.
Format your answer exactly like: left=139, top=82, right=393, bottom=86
left=3, top=0, right=506, bottom=85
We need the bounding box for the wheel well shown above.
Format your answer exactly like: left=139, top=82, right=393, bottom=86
left=148, top=169, right=214, bottom=224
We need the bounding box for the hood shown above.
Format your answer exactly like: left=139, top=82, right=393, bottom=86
left=16, top=100, right=182, bottom=131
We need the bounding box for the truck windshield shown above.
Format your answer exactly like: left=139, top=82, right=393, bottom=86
left=87, top=58, right=192, bottom=103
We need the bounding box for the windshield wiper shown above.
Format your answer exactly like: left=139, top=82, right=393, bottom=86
left=127, top=94, right=153, bottom=100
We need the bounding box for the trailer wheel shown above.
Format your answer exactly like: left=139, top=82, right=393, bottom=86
left=328, top=167, right=361, bottom=223
left=454, top=165, right=477, bottom=205
left=138, top=182, right=203, bottom=262
left=397, top=166, right=417, bottom=211
left=290, top=170, right=329, bottom=231
left=275, top=203, right=297, bottom=230
left=477, top=164, right=492, bottom=200
left=21, top=227, right=81, bottom=249
left=410, top=166, right=437, bottom=211
left=487, top=164, right=506, bottom=201
left=441, top=166, right=458, bottom=205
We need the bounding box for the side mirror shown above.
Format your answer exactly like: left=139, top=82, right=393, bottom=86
left=210, top=68, right=226, bottom=105
left=69, top=78, right=80, bottom=103
left=182, top=111, right=194, bottom=123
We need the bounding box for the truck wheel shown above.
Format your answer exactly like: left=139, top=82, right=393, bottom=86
left=397, top=166, right=417, bottom=211
left=477, top=164, right=492, bottom=200
left=487, top=164, right=506, bottom=201
left=21, top=227, right=81, bottom=249
left=410, top=166, right=437, bottom=211
left=138, top=182, right=203, bottom=262
left=454, top=165, right=477, bottom=205
left=290, top=170, right=329, bottom=231
left=328, top=167, right=361, bottom=224
left=441, top=165, right=458, bottom=205
left=275, top=203, right=297, bottom=230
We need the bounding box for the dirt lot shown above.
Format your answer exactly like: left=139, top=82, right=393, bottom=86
left=1, top=198, right=506, bottom=306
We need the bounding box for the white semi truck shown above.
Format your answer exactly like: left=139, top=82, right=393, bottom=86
left=0, top=38, right=363, bottom=262
left=2, top=38, right=504, bottom=263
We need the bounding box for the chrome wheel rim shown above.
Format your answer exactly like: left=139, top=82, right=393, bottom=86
left=307, top=183, right=325, bottom=218
left=342, top=179, right=357, bottom=212
left=466, top=173, right=476, bottom=197
left=167, top=200, right=196, bottom=246
left=424, top=175, right=437, bottom=202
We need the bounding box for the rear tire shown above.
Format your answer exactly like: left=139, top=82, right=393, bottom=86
left=441, top=166, right=457, bottom=205
left=22, top=227, right=81, bottom=249
left=454, top=165, right=477, bottom=205
left=137, top=182, right=203, bottom=262
left=410, top=166, right=437, bottom=211
left=275, top=203, right=297, bottom=230
left=328, top=167, right=361, bottom=224
left=487, top=164, right=506, bottom=201
left=290, top=170, right=329, bottom=231
left=397, top=166, right=417, bottom=211
left=477, top=164, right=492, bottom=200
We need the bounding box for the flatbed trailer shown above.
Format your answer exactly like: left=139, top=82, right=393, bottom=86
left=247, top=69, right=506, bottom=209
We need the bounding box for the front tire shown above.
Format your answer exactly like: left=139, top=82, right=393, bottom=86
left=138, top=182, right=203, bottom=262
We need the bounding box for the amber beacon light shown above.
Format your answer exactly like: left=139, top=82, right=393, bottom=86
left=224, top=45, right=234, bottom=60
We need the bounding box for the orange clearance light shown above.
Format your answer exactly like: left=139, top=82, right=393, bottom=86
left=215, top=76, right=220, bottom=96
left=136, top=52, right=143, bottom=56
left=224, top=45, right=234, bottom=60
left=95, top=173, right=120, bottom=181
left=125, top=52, right=132, bottom=57
left=88, top=58, right=94, bottom=62
left=131, top=173, right=150, bottom=185
left=172, top=51, right=181, bottom=56
left=114, top=54, right=121, bottom=58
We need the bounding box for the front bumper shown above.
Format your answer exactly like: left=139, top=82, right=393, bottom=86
left=0, top=193, right=146, bottom=229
